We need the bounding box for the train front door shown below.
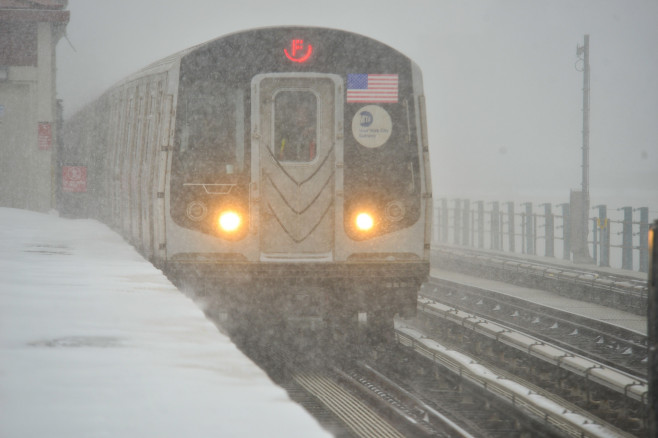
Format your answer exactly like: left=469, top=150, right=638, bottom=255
left=251, top=74, right=343, bottom=261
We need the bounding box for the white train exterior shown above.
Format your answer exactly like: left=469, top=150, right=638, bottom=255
left=60, top=27, right=432, bottom=323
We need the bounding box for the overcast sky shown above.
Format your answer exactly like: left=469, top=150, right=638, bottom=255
left=56, top=0, right=658, bottom=208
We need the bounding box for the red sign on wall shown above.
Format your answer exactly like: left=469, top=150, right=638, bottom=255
left=38, top=122, right=52, bottom=150
left=62, top=166, right=87, bottom=192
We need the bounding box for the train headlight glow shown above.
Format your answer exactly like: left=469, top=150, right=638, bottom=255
left=218, top=211, right=241, bottom=232
left=355, top=212, right=374, bottom=231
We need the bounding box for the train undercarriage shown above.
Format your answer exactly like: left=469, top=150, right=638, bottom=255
left=166, top=259, right=427, bottom=343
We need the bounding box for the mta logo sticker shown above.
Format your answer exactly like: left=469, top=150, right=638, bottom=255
left=352, top=105, right=392, bottom=148
left=359, top=111, right=373, bottom=127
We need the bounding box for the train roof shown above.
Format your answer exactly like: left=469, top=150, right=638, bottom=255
left=114, top=26, right=410, bottom=87
left=70, top=26, right=418, bottom=120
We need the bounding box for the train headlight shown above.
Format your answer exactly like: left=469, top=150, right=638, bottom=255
left=355, top=212, right=375, bottom=231
left=218, top=211, right=241, bottom=233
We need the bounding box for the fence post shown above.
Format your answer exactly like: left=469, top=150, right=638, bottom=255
left=592, top=216, right=598, bottom=265
left=477, top=201, right=484, bottom=249
left=541, top=203, right=554, bottom=257
left=433, top=204, right=439, bottom=245
left=491, top=201, right=500, bottom=251
left=507, top=202, right=515, bottom=253
left=558, top=203, right=571, bottom=260
left=522, top=202, right=534, bottom=255
left=620, top=207, right=633, bottom=270
left=441, top=198, right=448, bottom=243
left=453, top=199, right=462, bottom=245
left=462, top=199, right=470, bottom=247
left=639, top=207, right=649, bottom=273
left=500, top=209, right=505, bottom=249
left=593, top=205, right=609, bottom=267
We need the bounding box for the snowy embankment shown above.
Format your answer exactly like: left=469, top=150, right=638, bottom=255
left=0, top=208, right=330, bottom=438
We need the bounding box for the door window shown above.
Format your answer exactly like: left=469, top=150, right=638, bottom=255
left=273, top=90, right=317, bottom=163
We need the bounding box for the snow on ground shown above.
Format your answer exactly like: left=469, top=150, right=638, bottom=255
left=0, top=208, right=331, bottom=438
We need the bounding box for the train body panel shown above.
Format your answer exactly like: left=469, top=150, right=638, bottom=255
left=60, top=27, right=432, bottom=318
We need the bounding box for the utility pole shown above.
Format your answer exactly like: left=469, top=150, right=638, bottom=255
left=572, top=34, right=592, bottom=263
left=579, top=35, right=590, bottom=215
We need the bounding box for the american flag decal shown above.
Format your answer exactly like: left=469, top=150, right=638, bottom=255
left=347, top=74, right=398, bottom=103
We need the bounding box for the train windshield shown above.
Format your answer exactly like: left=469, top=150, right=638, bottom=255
left=176, top=87, right=245, bottom=179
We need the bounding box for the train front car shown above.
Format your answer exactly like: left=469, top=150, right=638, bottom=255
left=167, top=27, right=432, bottom=331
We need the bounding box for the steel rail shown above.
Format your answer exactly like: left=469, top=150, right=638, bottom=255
left=395, top=325, right=635, bottom=438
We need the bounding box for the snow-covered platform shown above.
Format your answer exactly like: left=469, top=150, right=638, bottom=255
left=0, top=208, right=330, bottom=438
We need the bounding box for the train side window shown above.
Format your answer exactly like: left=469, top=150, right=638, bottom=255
left=273, top=90, right=317, bottom=163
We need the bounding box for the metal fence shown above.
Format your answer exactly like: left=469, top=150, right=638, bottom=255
left=432, top=198, right=653, bottom=273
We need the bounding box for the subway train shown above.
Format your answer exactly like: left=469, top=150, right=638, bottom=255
left=59, top=26, right=432, bottom=331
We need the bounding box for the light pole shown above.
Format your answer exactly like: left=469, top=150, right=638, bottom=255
left=572, top=35, right=592, bottom=262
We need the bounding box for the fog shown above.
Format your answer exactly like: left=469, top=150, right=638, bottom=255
left=56, top=0, right=658, bottom=208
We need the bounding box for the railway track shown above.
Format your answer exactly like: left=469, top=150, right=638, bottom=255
left=278, top=325, right=635, bottom=437
left=421, top=277, right=647, bottom=378
left=412, top=296, right=646, bottom=434
left=419, top=249, right=649, bottom=436
left=393, top=323, right=634, bottom=438
left=270, top=340, right=588, bottom=437
left=197, top=246, right=650, bottom=437
left=431, top=246, right=648, bottom=315
left=208, top=304, right=637, bottom=437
